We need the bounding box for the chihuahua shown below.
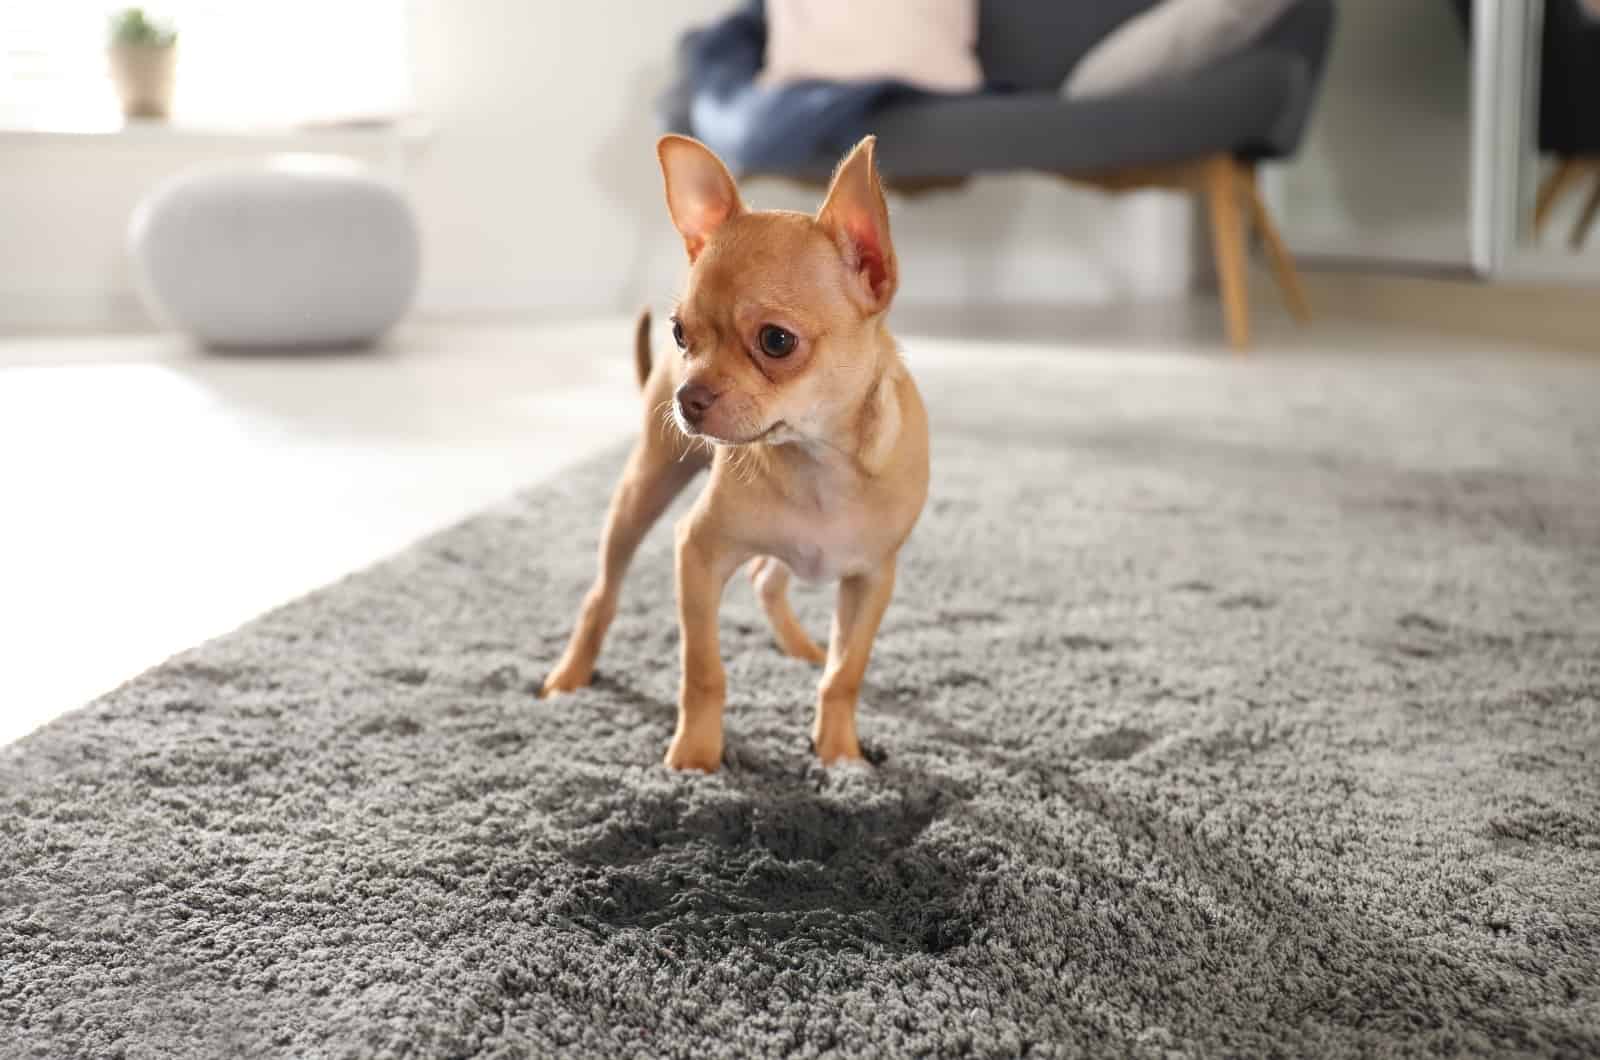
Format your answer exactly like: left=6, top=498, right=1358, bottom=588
left=541, top=134, right=928, bottom=773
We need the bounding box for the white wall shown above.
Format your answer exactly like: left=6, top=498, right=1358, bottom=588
left=0, top=1, right=1193, bottom=334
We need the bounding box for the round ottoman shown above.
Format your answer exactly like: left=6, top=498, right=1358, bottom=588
left=129, top=155, right=420, bottom=349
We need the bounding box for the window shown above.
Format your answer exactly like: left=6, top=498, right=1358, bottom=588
left=0, top=2, right=411, bottom=133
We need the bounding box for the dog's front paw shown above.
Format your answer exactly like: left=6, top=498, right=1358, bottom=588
left=664, top=730, right=723, bottom=773
left=813, top=729, right=864, bottom=766
left=539, top=660, right=593, bottom=697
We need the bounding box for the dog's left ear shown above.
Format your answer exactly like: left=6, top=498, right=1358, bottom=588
left=817, top=136, right=897, bottom=312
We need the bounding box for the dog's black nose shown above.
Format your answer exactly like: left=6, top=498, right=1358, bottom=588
left=675, top=382, right=718, bottom=424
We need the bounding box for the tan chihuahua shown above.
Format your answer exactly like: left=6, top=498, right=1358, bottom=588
left=541, top=134, right=929, bottom=773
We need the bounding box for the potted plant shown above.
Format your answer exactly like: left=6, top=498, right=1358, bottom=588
left=108, top=8, right=177, bottom=121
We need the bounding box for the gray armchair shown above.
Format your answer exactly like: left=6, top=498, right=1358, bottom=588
left=672, top=0, right=1336, bottom=348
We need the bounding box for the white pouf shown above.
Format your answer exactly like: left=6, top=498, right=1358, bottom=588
left=129, top=155, right=420, bottom=349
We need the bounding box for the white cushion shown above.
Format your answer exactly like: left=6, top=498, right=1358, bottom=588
left=129, top=155, right=419, bottom=349
left=1063, top=0, right=1295, bottom=100
left=761, top=0, right=982, bottom=94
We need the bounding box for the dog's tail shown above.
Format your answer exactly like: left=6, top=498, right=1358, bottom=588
left=633, top=308, right=652, bottom=389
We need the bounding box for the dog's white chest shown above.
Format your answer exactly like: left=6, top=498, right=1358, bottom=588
left=770, top=503, right=881, bottom=583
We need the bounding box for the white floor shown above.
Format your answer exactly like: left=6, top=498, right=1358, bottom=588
left=2, top=307, right=1590, bottom=747
left=1, top=320, right=647, bottom=747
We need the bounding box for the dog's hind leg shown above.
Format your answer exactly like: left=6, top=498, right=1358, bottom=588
left=748, top=556, right=825, bottom=665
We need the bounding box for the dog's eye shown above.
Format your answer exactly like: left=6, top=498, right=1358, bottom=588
left=757, top=325, right=796, bottom=359
left=671, top=317, right=687, bottom=349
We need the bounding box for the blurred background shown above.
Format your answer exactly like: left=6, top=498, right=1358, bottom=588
left=2, top=0, right=1596, bottom=742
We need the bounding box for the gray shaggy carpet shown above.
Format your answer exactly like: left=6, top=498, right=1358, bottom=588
left=4, top=342, right=1600, bottom=1058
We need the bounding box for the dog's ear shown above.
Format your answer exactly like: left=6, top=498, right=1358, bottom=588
left=658, top=135, right=744, bottom=262
left=817, top=136, right=897, bottom=311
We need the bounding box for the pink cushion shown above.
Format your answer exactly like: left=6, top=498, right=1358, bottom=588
left=761, top=0, right=982, bottom=94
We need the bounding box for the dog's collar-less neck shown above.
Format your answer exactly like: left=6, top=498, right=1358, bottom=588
left=852, top=364, right=903, bottom=476
left=757, top=359, right=902, bottom=480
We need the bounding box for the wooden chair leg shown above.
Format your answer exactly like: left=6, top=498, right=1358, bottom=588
left=1535, top=157, right=1584, bottom=237
left=1241, top=166, right=1311, bottom=324
left=1570, top=173, right=1600, bottom=250
left=1203, top=155, right=1250, bottom=350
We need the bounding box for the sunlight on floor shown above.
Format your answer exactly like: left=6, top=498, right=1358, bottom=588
left=0, top=321, right=641, bottom=745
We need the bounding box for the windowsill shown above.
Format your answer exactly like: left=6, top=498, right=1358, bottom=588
left=0, top=116, right=433, bottom=148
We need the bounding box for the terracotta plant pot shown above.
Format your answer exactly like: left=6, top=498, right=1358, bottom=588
left=109, top=44, right=176, bottom=120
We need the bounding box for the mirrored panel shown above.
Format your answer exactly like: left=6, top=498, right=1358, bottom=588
left=1266, top=0, right=1600, bottom=284
left=1270, top=2, right=1478, bottom=270
left=1511, top=0, right=1600, bottom=269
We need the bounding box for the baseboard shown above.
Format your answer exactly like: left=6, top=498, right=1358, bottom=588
left=1268, top=266, right=1600, bottom=354
left=0, top=291, right=156, bottom=335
